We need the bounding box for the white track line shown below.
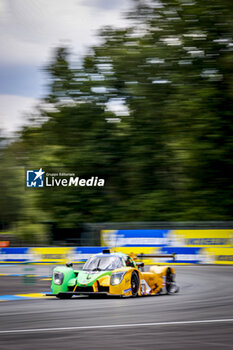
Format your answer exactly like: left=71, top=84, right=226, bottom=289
left=0, top=318, right=233, bottom=334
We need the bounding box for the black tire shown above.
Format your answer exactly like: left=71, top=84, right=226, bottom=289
left=165, top=268, right=173, bottom=294
left=131, top=271, right=139, bottom=297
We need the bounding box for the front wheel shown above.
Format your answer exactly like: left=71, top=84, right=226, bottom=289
left=131, top=271, right=139, bottom=297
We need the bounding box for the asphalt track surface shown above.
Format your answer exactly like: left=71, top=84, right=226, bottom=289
left=0, top=265, right=233, bottom=350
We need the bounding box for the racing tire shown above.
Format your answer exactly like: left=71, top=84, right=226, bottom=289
left=131, top=271, right=139, bottom=297
left=165, top=268, right=173, bottom=294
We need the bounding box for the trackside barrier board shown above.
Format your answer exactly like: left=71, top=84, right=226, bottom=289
left=0, top=228, right=233, bottom=264
left=0, top=247, right=108, bottom=264
left=101, top=229, right=233, bottom=264
left=101, top=229, right=233, bottom=248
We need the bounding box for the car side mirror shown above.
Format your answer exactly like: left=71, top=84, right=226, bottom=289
left=66, top=262, right=73, bottom=267
left=136, top=262, right=144, bottom=269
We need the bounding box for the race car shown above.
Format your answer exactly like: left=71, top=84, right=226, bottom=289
left=46, top=250, right=179, bottom=298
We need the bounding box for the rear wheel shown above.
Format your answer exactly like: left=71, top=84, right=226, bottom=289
left=131, top=271, right=139, bottom=297
left=165, top=269, right=173, bottom=294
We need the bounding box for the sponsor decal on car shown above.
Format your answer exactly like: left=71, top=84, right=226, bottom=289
left=140, top=279, right=151, bottom=295
left=123, top=288, right=131, bottom=294
left=162, top=275, right=166, bottom=287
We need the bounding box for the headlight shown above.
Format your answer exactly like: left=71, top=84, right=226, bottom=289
left=110, top=272, right=126, bottom=286
left=53, top=271, right=64, bottom=285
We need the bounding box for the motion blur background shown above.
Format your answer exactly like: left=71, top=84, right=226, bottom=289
left=1, top=4, right=233, bottom=349
left=1, top=0, right=233, bottom=248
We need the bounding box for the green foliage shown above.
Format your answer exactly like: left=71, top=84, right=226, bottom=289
left=1, top=0, right=233, bottom=239
left=13, top=221, right=48, bottom=244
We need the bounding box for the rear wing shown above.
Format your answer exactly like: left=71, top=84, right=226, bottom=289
left=136, top=253, right=176, bottom=262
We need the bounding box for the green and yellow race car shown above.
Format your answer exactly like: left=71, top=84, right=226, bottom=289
left=47, top=250, right=179, bottom=298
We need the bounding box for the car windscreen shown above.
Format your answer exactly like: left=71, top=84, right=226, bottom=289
left=83, top=255, right=123, bottom=271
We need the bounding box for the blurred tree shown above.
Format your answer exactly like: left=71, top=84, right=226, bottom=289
left=44, top=47, right=75, bottom=104
left=90, top=0, right=233, bottom=219
left=0, top=147, right=22, bottom=230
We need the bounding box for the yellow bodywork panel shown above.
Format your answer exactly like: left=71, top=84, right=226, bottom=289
left=98, top=265, right=175, bottom=296
left=93, top=281, right=98, bottom=292
left=98, top=275, right=110, bottom=286
left=109, top=268, right=132, bottom=296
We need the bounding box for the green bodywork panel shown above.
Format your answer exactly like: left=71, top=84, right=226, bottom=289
left=51, top=267, right=112, bottom=293
left=51, top=266, right=76, bottom=294
left=76, top=270, right=112, bottom=286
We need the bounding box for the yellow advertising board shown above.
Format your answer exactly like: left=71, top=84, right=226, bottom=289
left=170, top=230, right=233, bottom=247
left=201, top=248, right=233, bottom=264
left=30, top=247, right=74, bottom=264
left=101, top=230, right=118, bottom=246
